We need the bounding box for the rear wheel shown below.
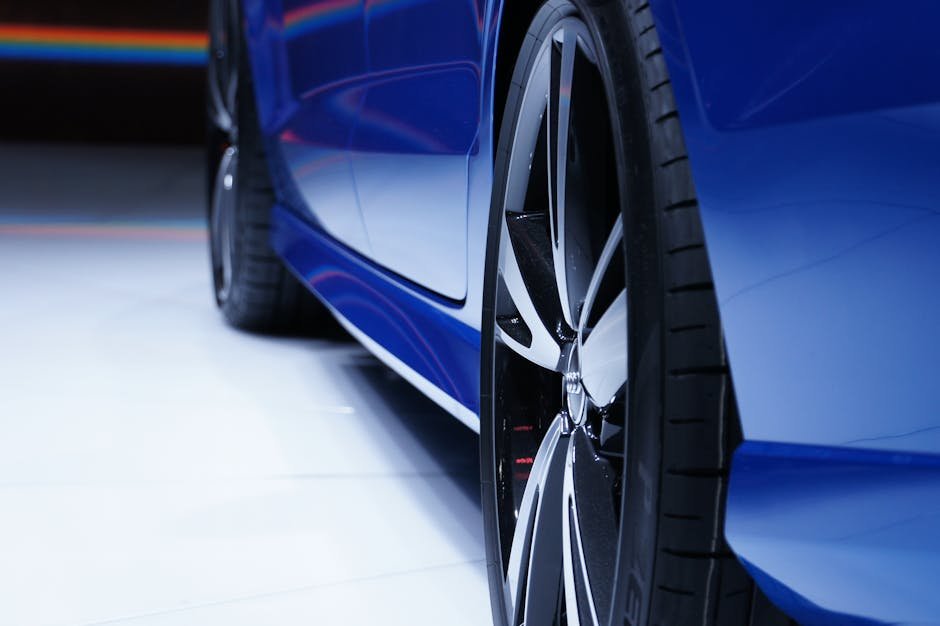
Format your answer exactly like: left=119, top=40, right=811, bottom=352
left=207, top=0, right=323, bottom=333
left=480, top=2, right=794, bottom=625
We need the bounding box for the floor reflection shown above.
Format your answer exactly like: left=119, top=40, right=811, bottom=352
left=0, top=142, right=489, bottom=626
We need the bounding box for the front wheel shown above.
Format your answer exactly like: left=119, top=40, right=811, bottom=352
left=480, top=2, right=793, bottom=625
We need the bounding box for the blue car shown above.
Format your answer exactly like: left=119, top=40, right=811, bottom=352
left=205, top=0, right=940, bottom=624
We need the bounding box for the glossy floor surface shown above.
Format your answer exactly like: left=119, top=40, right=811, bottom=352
left=0, top=143, right=488, bottom=626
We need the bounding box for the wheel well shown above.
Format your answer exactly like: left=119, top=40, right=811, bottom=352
left=493, top=0, right=544, bottom=140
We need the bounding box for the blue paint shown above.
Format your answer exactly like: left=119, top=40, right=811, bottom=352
left=647, top=1, right=940, bottom=621
left=649, top=0, right=940, bottom=454
left=271, top=203, right=481, bottom=415
left=243, top=0, right=940, bottom=621
left=729, top=442, right=940, bottom=625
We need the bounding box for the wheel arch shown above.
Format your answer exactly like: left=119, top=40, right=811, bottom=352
left=492, top=0, right=545, bottom=142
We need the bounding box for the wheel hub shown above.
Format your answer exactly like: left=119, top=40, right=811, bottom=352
left=564, top=344, right=587, bottom=425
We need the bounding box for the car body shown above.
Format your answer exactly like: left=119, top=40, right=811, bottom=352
left=238, top=0, right=940, bottom=623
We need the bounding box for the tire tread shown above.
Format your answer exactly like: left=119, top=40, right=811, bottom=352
left=625, top=3, right=795, bottom=624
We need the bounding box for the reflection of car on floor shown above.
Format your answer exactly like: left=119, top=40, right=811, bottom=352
left=206, top=0, right=940, bottom=624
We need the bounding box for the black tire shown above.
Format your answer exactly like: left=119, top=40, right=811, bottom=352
left=480, top=2, right=794, bottom=625
left=207, top=0, right=323, bottom=333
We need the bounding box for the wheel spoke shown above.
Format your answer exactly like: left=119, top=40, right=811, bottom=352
left=505, top=415, right=570, bottom=626
left=579, top=218, right=627, bottom=407
left=548, top=26, right=576, bottom=328
left=497, top=41, right=565, bottom=372
left=498, top=215, right=564, bottom=371
left=548, top=24, right=594, bottom=330
left=503, top=42, right=550, bottom=220
left=562, top=429, right=618, bottom=626
left=580, top=291, right=627, bottom=408
left=578, top=217, right=622, bottom=336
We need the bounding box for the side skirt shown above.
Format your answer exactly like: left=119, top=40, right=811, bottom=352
left=271, top=203, right=481, bottom=431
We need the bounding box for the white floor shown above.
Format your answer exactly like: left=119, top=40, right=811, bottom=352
left=0, top=144, right=489, bottom=626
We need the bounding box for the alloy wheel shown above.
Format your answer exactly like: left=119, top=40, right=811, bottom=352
left=208, top=0, right=239, bottom=305
left=490, top=15, right=628, bottom=626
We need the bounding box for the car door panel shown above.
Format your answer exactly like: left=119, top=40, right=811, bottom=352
left=245, top=0, right=372, bottom=255
left=349, top=0, right=486, bottom=300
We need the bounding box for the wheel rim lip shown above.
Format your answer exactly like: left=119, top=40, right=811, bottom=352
left=208, top=0, right=239, bottom=306
left=211, top=146, right=238, bottom=303
left=491, top=14, right=626, bottom=626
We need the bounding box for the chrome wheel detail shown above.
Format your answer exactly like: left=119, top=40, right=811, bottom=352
left=208, top=0, right=239, bottom=306
left=491, top=14, right=627, bottom=626
left=211, top=146, right=238, bottom=302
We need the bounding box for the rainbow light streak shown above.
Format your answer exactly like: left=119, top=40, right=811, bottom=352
left=283, top=0, right=360, bottom=39
left=0, top=24, right=208, bottom=66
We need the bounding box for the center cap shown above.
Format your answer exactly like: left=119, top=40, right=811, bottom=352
left=564, top=345, right=587, bottom=425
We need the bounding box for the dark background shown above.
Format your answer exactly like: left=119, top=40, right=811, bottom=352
left=0, top=1, right=208, bottom=144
